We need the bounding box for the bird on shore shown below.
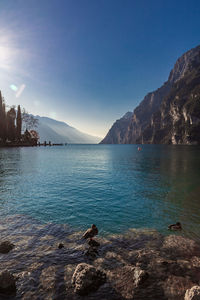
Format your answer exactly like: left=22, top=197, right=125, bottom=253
left=168, top=222, right=182, bottom=231
left=82, top=224, right=98, bottom=240
left=58, top=243, right=64, bottom=249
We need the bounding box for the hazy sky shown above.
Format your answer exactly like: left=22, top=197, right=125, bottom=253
left=0, top=0, right=200, bottom=137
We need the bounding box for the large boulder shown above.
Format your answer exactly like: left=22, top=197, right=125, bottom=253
left=161, top=235, right=200, bottom=259
left=0, top=271, right=16, bottom=294
left=185, top=286, right=200, bottom=300
left=133, top=267, right=149, bottom=287
left=0, top=241, right=14, bottom=254
left=108, top=265, right=148, bottom=299
left=71, top=263, right=106, bottom=295
left=162, top=275, right=194, bottom=299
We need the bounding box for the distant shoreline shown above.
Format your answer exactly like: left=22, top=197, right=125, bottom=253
left=0, top=142, right=66, bottom=147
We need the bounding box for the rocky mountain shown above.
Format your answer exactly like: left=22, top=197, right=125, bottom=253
left=36, top=116, right=101, bottom=144
left=100, top=112, right=132, bottom=144
left=100, top=45, right=200, bottom=145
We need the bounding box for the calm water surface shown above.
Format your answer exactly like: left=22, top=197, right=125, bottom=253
left=0, top=145, right=200, bottom=240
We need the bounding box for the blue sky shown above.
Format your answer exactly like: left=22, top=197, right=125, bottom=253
left=0, top=0, right=200, bottom=137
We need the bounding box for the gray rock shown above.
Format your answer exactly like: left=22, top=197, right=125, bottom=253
left=185, top=286, right=200, bottom=300
left=71, top=263, right=106, bottom=295
left=134, top=267, right=149, bottom=287
left=0, top=271, right=16, bottom=294
left=162, top=235, right=200, bottom=259
left=0, top=241, right=14, bottom=254
left=108, top=265, right=149, bottom=299
left=85, top=246, right=98, bottom=259
left=88, top=239, right=100, bottom=247
left=162, top=275, right=194, bottom=299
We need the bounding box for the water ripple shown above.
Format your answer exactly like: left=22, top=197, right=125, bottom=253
left=0, top=145, right=199, bottom=239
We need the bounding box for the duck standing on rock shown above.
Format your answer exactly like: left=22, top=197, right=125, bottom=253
left=82, top=224, right=98, bottom=241
left=168, top=222, right=182, bottom=231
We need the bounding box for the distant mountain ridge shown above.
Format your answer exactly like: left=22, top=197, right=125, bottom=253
left=36, top=116, right=101, bottom=144
left=100, top=45, right=200, bottom=145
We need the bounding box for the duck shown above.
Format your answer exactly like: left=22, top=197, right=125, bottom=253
left=82, top=224, right=98, bottom=240
left=168, top=222, right=182, bottom=231
left=58, top=243, right=64, bottom=249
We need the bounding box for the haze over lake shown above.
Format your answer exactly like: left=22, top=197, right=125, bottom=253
left=0, top=145, right=199, bottom=240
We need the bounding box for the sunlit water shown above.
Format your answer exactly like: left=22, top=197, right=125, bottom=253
left=0, top=144, right=200, bottom=240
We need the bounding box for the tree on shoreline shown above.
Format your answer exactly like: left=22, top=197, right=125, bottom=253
left=0, top=90, right=39, bottom=145
left=16, top=105, right=22, bottom=140
left=22, top=109, right=38, bottom=131
left=7, top=107, right=16, bottom=142
left=0, top=91, right=7, bottom=142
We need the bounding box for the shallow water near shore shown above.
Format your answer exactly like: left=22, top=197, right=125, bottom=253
left=0, top=214, right=157, bottom=299
left=0, top=144, right=200, bottom=241
left=1, top=214, right=200, bottom=300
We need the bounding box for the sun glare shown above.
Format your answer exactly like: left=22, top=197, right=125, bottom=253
left=0, top=29, right=29, bottom=76
left=0, top=29, right=31, bottom=99
left=0, top=45, right=13, bottom=71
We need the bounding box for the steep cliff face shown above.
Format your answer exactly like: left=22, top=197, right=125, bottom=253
left=168, top=45, right=200, bottom=83
left=100, top=112, right=132, bottom=144
left=140, top=56, right=200, bottom=144
left=126, top=82, right=171, bottom=143
left=100, top=45, right=200, bottom=144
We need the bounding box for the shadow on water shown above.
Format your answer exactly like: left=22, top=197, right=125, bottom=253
left=107, top=145, right=200, bottom=239
left=0, top=215, right=133, bottom=299
left=0, top=211, right=200, bottom=299
left=158, top=146, right=200, bottom=241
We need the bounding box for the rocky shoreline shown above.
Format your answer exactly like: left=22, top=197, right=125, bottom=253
left=0, top=215, right=199, bottom=299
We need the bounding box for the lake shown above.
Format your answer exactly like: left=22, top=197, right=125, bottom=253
left=0, top=144, right=200, bottom=240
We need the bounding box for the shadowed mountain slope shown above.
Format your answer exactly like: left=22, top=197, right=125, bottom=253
left=100, top=45, right=200, bottom=145
left=36, top=116, right=101, bottom=144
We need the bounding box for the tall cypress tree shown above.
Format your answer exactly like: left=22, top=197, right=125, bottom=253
left=0, top=91, right=3, bottom=142
left=2, top=101, right=7, bottom=142
left=7, top=107, right=16, bottom=142
left=16, top=105, right=22, bottom=140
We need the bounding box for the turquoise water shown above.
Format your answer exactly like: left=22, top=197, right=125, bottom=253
left=0, top=145, right=200, bottom=239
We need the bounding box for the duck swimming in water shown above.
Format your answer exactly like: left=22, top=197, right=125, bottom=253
left=168, top=222, right=182, bottom=231
left=82, top=224, right=98, bottom=240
